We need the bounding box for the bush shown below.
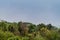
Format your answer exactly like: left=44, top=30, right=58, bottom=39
left=22, top=36, right=29, bottom=40
left=0, top=30, right=14, bottom=40
left=8, top=36, right=21, bottom=40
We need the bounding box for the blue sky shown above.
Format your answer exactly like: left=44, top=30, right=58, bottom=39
left=0, top=0, right=60, bottom=27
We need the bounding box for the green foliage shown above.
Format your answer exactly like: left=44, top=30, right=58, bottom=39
left=0, top=21, right=60, bottom=40
left=18, top=22, right=29, bottom=36
left=0, top=30, right=14, bottom=40
left=28, top=24, right=36, bottom=33
left=8, top=25, right=15, bottom=32
left=8, top=36, right=21, bottom=40
left=0, top=22, right=7, bottom=31
left=34, top=35, right=45, bottom=40
left=22, top=36, right=29, bottom=40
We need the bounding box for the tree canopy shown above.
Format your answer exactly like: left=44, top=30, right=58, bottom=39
left=0, top=20, right=60, bottom=40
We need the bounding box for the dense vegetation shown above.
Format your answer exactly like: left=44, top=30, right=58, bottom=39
left=0, top=20, right=60, bottom=40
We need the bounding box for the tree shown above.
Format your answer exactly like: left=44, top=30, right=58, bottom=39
left=0, top=30, right=14, bottom=40
left=47, top=24, right=54, bottom=30
left=8, top=25, right=15, bottom=32
left=18, top=22, right=29, bottom=36
left=37, top=23, right=47, bottom=31
left=28, top=24, right=36, bottom=33
left=0, top=22, right=7, bottom=31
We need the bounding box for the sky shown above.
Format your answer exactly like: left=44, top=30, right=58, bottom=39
left=0, top=0, right=60, bottom=27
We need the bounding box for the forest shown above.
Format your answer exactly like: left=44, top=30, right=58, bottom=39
left=0, top=20, right=60, bottom=40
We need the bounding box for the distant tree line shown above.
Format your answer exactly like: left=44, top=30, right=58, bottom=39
left=0, top=20, right=60, bottom=40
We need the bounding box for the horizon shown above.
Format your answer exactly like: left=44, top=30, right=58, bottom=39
left=0, top=0, right=60, bottom=27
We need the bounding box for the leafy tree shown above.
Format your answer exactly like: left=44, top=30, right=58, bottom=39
left=47, top=24, right=54, bottom=30
left=37, top=23, right=47, bottom=31
left=8, top=25, right=15, bottom=32
left=28, top=24, right=36, bottom=33
left=0, top=30, right=14, bottom=40
left=0, top=22, right=7, bottom=31
left=18, top=22, right=29, bottom=36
